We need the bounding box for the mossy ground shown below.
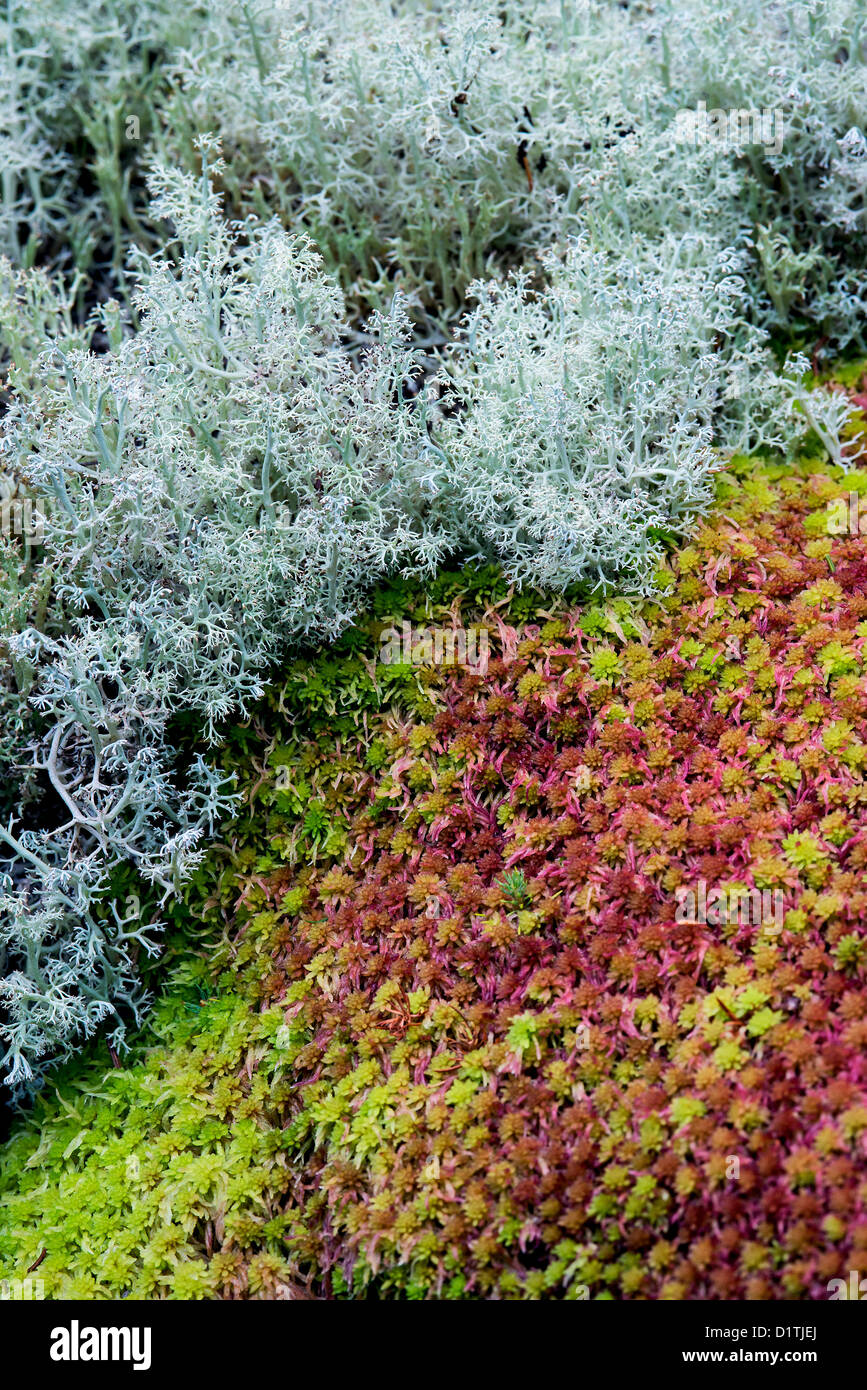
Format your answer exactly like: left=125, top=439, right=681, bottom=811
left=3, top=390, right=867, bottom=1298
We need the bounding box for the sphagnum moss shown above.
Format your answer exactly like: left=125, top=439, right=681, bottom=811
left=4, top=437, right=867, bottom=1299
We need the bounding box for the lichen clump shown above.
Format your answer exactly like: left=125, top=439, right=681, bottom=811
left=3, top=0, right=866, bottom=1086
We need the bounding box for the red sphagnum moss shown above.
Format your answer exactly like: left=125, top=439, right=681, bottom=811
left=235, top=451, right=867, bottom=1299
